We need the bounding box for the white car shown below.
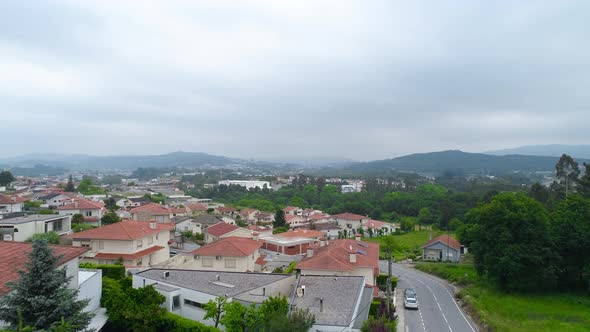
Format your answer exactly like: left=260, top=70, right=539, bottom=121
left=404, top=288, right=418, bottom=309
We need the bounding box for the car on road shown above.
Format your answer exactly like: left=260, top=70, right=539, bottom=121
left=404, top=288, right=418, bottom=309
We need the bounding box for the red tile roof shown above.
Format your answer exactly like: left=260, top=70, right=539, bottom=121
left=94, top=245, right=165, bottom=260
left=57, top=198, right=104, bottom=210
left=186, top=203, right=208, bottom=212
left=66, top=220, right=174, bottom=240
left=0, top=194, right=28, bottom=204
left=296, top=239, right=379, bottom=273
left=255, top=254, right=267, bottom=266
left=331, top=212, right=368, bottom=221
left=205, top=222, right=240, bottom=237
left=283, top=206, right=299, bottom=212
left=276, top=229, right=324, bottom=239
left=129, top=203, right=171, bottom=215
left=422, top=234, right=461, bottom=251
left=217, top=206, right=236, bottom=213
left=0, top=242, right=89, bottom=295
left=364, top=219, right=389, bottom=229
left=308, top=214, right=331, bottom=221
left=192, top=237, right=261, bottom=257
left=239, top=208, right=257, bottom=216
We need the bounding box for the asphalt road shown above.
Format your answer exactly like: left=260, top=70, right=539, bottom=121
left=379, top=261, right=478, bottom=332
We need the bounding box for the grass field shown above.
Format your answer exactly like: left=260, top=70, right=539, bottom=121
left=367, top=230, right=449, bottom=260
left=415, top=262, right=590, bottom=332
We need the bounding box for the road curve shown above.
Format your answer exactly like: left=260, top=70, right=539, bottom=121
left=379, top=261, right=478, bottom=332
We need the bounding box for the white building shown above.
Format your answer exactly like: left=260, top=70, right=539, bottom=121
left=0, top=214, right=72, bottom=242
left=217, top=180, right=271, bottom=190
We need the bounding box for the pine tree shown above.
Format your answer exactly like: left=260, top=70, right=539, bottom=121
left=65, top=175, right=76, bottom=192
left=0, top=239, right=93, bottom=331
left=273, top=209, right=286, bottom=228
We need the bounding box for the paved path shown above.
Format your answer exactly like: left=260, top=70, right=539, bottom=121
left=379, top=261, right=478, bottom=332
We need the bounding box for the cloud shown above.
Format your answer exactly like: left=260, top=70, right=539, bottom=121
left=0, top=0, right=589, bottom=160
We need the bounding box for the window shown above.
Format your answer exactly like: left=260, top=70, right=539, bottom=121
left=137, top=258, right=143, bottom=265
left=85, top=211, right=92, bottom=217
left=98, top=240, right=104, bottom=249
left=184, top=299, right=203, bottom=308
left=225, top=259, right=236, bottom=268
left=202, top=258, right=213, bottom=267
left=137, top=239, right=143, bottom=248
left=53, top=220, right=63, bottom=232
left=172, top=295, right=181, bottom=310
left=156, top=233, right=159, bottom=240
left=148, top=236, right=153, bottom=245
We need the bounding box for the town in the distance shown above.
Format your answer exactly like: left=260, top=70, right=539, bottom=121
left=0, top=149, right=589, bottom=332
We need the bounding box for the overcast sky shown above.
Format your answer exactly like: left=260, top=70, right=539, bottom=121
left=1, top=1, right=589, bottom=161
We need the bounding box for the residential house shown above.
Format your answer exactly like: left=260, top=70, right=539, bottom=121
left=204, top=222, right=252, bottom=243
left=260, top=229, right=323, bottom=255
left=0, top=194, right=27, bottom=214
left=0, top=241, right=107, bottom=330
left=192, top=215, right=228, bottom=234
left=43, top=192, right=78, bottom=208
left=186, top=203, right=208, bottom=215
left=132, top=269, right=295, bottom=326
left=312, top=222, right=341, bottom=240
left=67, top=220, right=174, bottom=266
left=292, top=275, right=372, bottom=332
left=0, top=214, right=72, bottom=241
left=363, top=219, right=397, bottom=236
left=302, top=209, right=323, bottom=217
left=422, top=234, right=462, bottom=263
left=130, top=203, right=172, bottom=223
left=179, top=237, right=264, bottom=272
left=285, top=215, right=307, bottom=229
left=58, top=198, right=106, bottom=226
left=283, top=206, right=303, bottom=216
left=128, top=196, right=151, bottom=207
left=254, top=212, right=274, bottom=224
left=238, top=208, right=258, bottom=223
left=331, top=213, right=370, bottom=234
left=296, top=239, right=380, bottom=286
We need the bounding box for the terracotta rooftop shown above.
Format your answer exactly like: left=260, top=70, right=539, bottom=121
left=57, top=198, right=104, bottom=210
left=422, top=234, right=461, bottom=251
left=192, top=237, right=261, bottom=257
left=129, top=203, right=171, bottom=215
left=0, top=242, right=89, bottom=295
left=217, top=207, right=236, bottom=213
left=0, top=194, right=29, bottom=204
left=296, top=239, right=379, bottom=273
left=94, top=246, right=165, bottom=260
left=331, top=212, right=368, bottom=221
left=186, top=203, right=208, bottom=212
left=66, top=220, right=173, bottom=240
left=276, top=229, right=324, bottom=239
left=364, top=219, right=388, bottom=229
left=283, top=206, right=300, bottom=212
left=205, top=222, right=240, bottom=237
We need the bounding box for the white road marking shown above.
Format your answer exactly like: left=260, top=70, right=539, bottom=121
left=402, top=267, right=478, bottom=332
left=426, top=284, right=453, bottom=332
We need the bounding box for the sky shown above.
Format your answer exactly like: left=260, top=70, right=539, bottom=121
left=1, top=0, right=589, bottom=161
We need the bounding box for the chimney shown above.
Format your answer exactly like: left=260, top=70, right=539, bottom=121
left=163, top=271, right=170, bottom=278
left=262, top=287, right=266, bottom=296
left=216, top=274, right=220, bottom=281
left=306, top=249, right=314, bottom=257
left=74, top=201, right=79, bottom=208
left=149, top=221, right=157, bottom=229
left=355, top=234, right=362, bottom=242
left=320, top=298, right=324, bottom=312
left=349, top=252, right=357, bottom=263
left=320, top=239, right=326, bottom=247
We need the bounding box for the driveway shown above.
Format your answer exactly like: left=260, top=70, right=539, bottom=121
left=379, top=261, right=478, bottom=332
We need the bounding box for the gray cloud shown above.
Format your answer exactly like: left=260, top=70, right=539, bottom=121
left=1, top=0, right=589, bottom=161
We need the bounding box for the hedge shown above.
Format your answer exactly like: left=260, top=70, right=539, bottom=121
left=80, top=263, right=126, bottom=280
left=161, top=312, right=221, bottom=332
left=376, top=274, right=398, bottom=291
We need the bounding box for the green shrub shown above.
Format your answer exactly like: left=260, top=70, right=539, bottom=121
left=376, top=274, right=398, bottom=291
left=284, top=261, right=297, bottom=274
left=80, top=263, right=126, bottom=280
left=161, top=312, right=220, bottom=332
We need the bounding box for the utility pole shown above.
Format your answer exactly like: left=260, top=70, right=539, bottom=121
left=386, top=245, right=392, bottom=317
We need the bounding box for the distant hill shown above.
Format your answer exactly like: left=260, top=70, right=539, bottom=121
left=338, top=150, right=587, bottom=176
left=0, top=151, right=243, bottom=171
left=485, top=144, right=590, bottom=160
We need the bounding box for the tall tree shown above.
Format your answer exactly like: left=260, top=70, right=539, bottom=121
left=203, top=297, right=227, bottom=328
left=0, top=239, right=92, bottom=331
left=273, top=209, right=286, bottom=229
left=550, top=195, right=590, bottom=289
left=470, top=193, right=558, bottom=291
left=101, top=212, right=122, bottom=225
left=65, top=175, right=76, bottom=192
left=578, top=163, right=590, bottom=199
left=554, top=154, right=580, bottom=199
left=529, top=182, right=550, bottom=204
left=0, top=170, right=16, bottom=187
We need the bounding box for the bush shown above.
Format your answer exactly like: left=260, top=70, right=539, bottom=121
left=284, top=261, right=297, bottom=274
left=80, top=263, right=126, bottom=280
left=376, top=274, right=398, bottom=291
left=161, top=312, right=220, bottom=332
left=72, top=223, right=95, bottom=233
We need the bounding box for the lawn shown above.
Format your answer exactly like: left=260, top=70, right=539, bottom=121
left=367, top=230, right=450, bottom=260
left=415, top=262, right=590, bottom=332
